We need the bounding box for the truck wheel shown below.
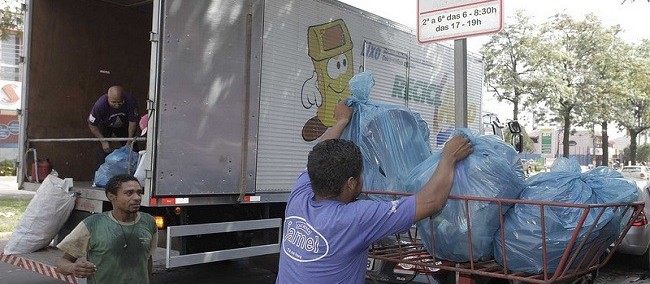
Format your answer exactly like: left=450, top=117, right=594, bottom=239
left=366, top=260, right=416, bottom=283
left=642, top=247, right=650, bottom=270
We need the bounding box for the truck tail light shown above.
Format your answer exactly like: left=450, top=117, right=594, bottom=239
left=632, top=211, right=648, bottom=226
left=154, top=215, right=165, bottom=230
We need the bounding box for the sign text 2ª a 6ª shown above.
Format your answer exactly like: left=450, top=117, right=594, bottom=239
left=418, top=0, right=503, bottom=43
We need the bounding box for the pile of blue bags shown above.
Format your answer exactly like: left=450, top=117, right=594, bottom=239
left=94, top=145, right=139, bottom=187
left=494, top=157, right=638, bottom=273
left=341, top=71, right=638, bottom=269
left=342, top=71, right=526, bottom=261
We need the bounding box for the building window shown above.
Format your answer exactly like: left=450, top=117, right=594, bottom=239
left=0, top=33, right=22, bottom=81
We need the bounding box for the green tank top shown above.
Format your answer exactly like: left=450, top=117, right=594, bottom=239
left=84, top=211, right=156, bottom=284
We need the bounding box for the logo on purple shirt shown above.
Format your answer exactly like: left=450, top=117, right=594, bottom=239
left=282, top=216, right=329, bottom=262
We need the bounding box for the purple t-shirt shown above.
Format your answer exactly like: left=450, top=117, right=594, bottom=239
left=276, top=170, right=416, bottom=284
left=88, top=93, right=139, bottom=128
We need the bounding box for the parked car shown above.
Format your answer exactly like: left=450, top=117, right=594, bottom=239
left=617, top=184, right=650, bottom=269
left=620, top=165, right=650, bottom=180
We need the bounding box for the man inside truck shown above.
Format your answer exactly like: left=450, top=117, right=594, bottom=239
left=88, top=85, right=140, bottom=169
left=276, top=100, right=473, bottom=283
left=56, top=174, right=158, bottom=283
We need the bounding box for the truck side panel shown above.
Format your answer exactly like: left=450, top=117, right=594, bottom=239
left=154, top=0, right=263, bottom=196
left=254, top=0, right=482, bottom=193
left=24, top=0, right=151, bottom=181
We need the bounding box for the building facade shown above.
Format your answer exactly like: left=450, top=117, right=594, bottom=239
left=0, top=30, right=22, bottom=161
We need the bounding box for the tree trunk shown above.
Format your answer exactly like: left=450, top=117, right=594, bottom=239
left=512, top=95, right=519, bottom=121
left=630, top=130, right=638, bottom=165
left=563, top=114, right=571, bottom=158
left=601, top=121, right=608, bottom=166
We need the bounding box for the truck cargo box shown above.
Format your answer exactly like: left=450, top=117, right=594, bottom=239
left=20, top=0, right=484, bottom=205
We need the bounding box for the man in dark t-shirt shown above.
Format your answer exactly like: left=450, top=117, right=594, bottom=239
left=88, top=85, right=139, bottom=169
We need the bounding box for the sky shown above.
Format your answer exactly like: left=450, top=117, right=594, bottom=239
left=338, top=0, right=650, bottom=137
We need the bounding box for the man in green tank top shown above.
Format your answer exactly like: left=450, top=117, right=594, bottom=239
left=56, top=174, right=158, bottom=284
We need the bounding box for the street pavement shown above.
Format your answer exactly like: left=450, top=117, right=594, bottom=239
left=0, top=176, right=33, bottom=199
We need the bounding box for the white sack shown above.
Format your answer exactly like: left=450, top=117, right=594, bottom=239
left=134, top=150, right=148, bottom=186
left=4, top=175, right=75, bottom=254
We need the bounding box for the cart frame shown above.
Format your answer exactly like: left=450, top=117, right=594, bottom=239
left=363, top=191, right=644, bottom=284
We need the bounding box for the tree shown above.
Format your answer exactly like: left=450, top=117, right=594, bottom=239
left=0, top=0, right=22, bottom=40
left=571, top=18, right=626, bottom=166
left=614, top=40, right=650, bottom=165
left=527, top=14, right=599, bottom=157
left=624, top=144, right=650, bottom=164
left=481, top=11, right=539, bottom=121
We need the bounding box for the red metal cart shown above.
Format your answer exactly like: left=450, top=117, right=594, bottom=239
left=363, top=191, right=644, bottom=284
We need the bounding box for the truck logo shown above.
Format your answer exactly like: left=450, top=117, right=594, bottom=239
left=301, top=19, right=354, bottom=141
left=282, top=216, right=329, bottom=262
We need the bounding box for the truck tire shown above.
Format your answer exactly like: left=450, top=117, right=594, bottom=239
left=366, top=260, right=416, bottom=283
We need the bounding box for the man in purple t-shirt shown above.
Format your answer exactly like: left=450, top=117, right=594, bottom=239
left=276, top=100, right=473, bottom=284
left=88, top=85, right=139, bottom=169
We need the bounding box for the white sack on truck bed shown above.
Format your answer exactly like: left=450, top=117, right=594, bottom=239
left=4, top=175, right=75, bottom=255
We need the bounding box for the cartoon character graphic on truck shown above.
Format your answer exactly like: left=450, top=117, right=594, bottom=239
left=301, top=19, right=354, bottom=141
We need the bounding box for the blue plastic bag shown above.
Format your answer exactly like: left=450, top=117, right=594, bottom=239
left=341, top=71, right=431, bottom=196
left=405, top=129, right=527, bottom=262
left=494, top=157, right=638, bottom=273
left=94, top=146, right=139, bottom=187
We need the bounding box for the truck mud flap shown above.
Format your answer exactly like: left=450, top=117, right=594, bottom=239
left=0, top=252, right=79, bottom=284
left=165, top=218, right=282, bottom=268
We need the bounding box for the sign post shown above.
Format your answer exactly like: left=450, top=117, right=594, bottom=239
left=417, top=1, right=503, bottom=128
left=454, top=39, right=468, bottom=128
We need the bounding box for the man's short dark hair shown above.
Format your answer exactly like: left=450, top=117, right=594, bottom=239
left=307, top=139, right=362, bottom=198
left=105, top=174, right=139, bottom=197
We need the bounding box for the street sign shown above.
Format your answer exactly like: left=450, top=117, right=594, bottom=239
left=417, top=0, right=503, bottom=43
left=540, top=128, right=553, bottom=157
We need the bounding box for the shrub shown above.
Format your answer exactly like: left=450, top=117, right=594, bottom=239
left=0, top=159, right=16, bottom=176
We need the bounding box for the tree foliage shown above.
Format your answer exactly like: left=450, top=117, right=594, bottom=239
left=483, top=11, right=650, bottom=164
left=481, top=11, right=539, bottom=121
left=569, top=17, right=626, bottom=166
left=526, top=14, right=604, bottom=157
left=0, top=0, right=23, bottom=40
